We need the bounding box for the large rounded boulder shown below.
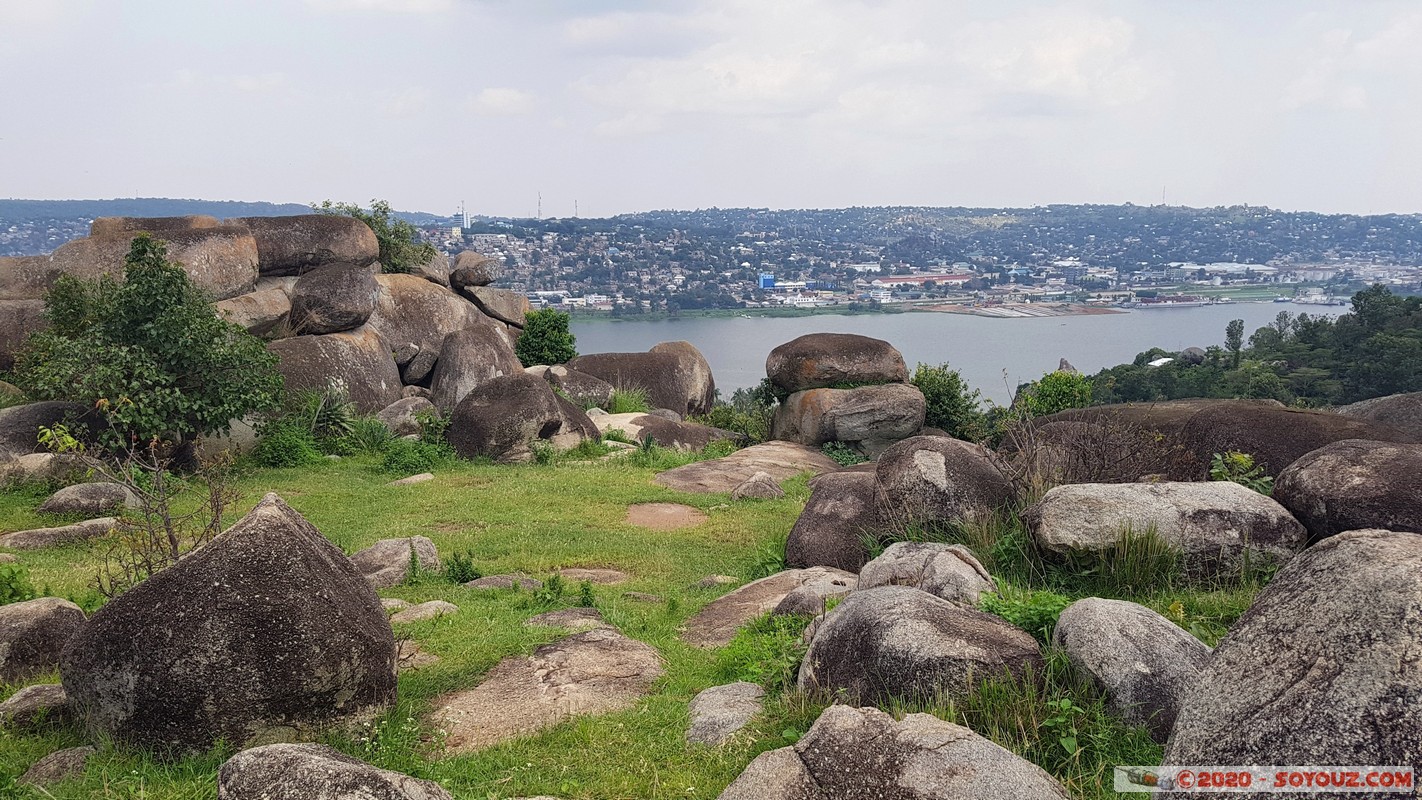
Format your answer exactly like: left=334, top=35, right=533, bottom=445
left=1053, top=598, right=1211, bottom=743
left=1025, top=481, right=1305, bottom=578
left=449, top=251, right=501, bottom=288
left=568, top=341, right=715, bottom=417
left=60, top=493, right=397, bottom=754
left=1274, top=439, right=1422, bottom=541
left=218, top=743, right=452, bottom=800
left=287, top=263, right=378, bottom=335
left=1336, top=391, right=1422, bottom=439
left=1164, top=529, right=1422, bottom=771
left=0, top=402, right=91, bottom=460
left=0, top=298, right=46, bottom=372
left=857, top=542, right=996, bottom=607
left=269, top=326, right=402, bottom=413
left=1179, top=399, right=1416, bottom=477
left=765, top=333, right=908, bottom=394
left=46, top=227, right=259, bottom=301
left=0, top=598, right=87, bottom=683
left=428, top=324, right=522, bottom=413
left=90, top=215, right=222, bottom=237
left=784, top=471, right=881, bottom=573
left=445, top=373, right=578, bottom=462
left=874, top=435, right=1014, bottom=529
left=771, top=384, right=926, bottom=457
left=719, top=705, right=1070, bottom=800
left=366, top=274, right=487, bottom=361
left=229, top=215, right=379, bottom=275
left=799, top=585, right=1043, bottom=705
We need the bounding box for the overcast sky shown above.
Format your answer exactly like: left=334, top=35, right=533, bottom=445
left=2, top=1, right=1419, bottom=218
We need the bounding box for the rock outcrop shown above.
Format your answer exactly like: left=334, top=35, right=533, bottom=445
left=783, top=471, right=880, bottom=573
left=269, top=326, right=402, bottom=413
left=687, top=682, right=764, bottom=746
left=0, top=597, right=87, bottom=682
left=799, top=586, right=1043, bottom=705
left=654, top=442, right=841, bottom=494
left=1164, top=529, right=1422, bottom=773
left=1053, top=598, right=1211, bottom=743
left=771, top=384, right=926, bottom=457
left=718, top=705, right=1070, bottom=800
left=60, top=493, right=397, bottom=754
left=287, top=262, right=378, bottom=335
left=683, top=568, right=856, bottom=648
left=427, top=324, right=522, bottom=413
left=874, top=436, right=1014, bottom=528
left=1273, top=439, right=1422, bottom=541
left=229, top=215, right=379, bottom=275
left=217, top=743, right=453, bottom=799
left=857, top=542, right=996, bottom=607
left=349, top=536, right=440, bottom=589
left=569, top=342, right=715, bottom=417
left=765, top=333, right=908, bottom=394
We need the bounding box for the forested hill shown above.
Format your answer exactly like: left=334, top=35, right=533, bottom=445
left=0, top=198, right=313, bottom=222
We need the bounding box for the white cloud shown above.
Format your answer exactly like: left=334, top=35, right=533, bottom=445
left=465, top=87, right=536, bottom=116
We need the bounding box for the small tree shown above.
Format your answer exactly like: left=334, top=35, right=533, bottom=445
left=1017, top=370, right=1094, bottom=418
left=16, top=234, right=282, bottom=451
left=312, top=199, right=437, bottom=274
left=1224, top=318, right=1245, bottom=368
left=515, top=309, right=578, bottom=367
left=910, top=362, right=989, bottom=441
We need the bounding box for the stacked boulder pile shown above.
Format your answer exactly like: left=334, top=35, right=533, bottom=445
left=0, top=214, right=703, bottom=464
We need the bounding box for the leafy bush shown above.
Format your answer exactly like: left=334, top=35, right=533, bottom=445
left=413, top=408, right=449, bottom=445
left=606, top=387, right=652, bottom=414
left=1016, top=371, right=1095, bottom=418
left=15, top=234, right=282, bottom=451
left=1209, top=451, right=1273, bottom=495
left=0, top=563, right=37, bottom=606
left=312, top=199, right=437, bottom=274
left=911, top=362, right=990, bottom=441
left=820, top=441, right=866, bottom=467
left=533, top=573, right=566, bottom=606
left=979, top=587, right=1073, bottom=644
left=444, top=550, right=480, bottom=584
left=341, top=417, right=395, bottom=455
left=293, top=386, right=357, bottom=445
left=602, top=428, right=635, bottom=445
left=515, top=308, right=578, bottom=367
left=379, top=437, right=450, bottom=475
left=251, top=422, right=322, bottom=468
left=577, top=580, right=596, bottom=608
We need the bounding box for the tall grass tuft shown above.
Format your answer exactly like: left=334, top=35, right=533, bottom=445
left=606, top=387, right=652, bottom=414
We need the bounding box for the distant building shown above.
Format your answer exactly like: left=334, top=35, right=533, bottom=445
left=759, top=273, right=776, bottom=289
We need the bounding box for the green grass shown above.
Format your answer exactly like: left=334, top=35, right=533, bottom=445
left=606, top=387, right=652, bottom=415
left=0, top=449, right=1262, bottom=799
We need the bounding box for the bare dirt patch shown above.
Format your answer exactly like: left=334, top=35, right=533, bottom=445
left=625, top=502, right=708, bottom=531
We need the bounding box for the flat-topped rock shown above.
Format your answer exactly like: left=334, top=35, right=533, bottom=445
left=687, top=682, right=765, bottom=746
left=654, top=442, right=841, bottom=494
left=558, top=567, right=629, bottom=585
left=349, top=536, right=439, bottom=589
left=465, top=573, right=541, bottom=591
left=0, top=517, right=116, bottom=550
left=37, top=482, right=137, bottom=516
left=430, top=628, right=664, bottom=752
left=19, top=746, right=95, bottom=788
left=526, top=607, right=609, bottom=632
left=389, top=600, right=458, bottom=624
left=682, top=567, right=856, bottom=648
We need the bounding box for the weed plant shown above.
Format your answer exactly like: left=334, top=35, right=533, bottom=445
left=606, top=387, right=653, bottom=414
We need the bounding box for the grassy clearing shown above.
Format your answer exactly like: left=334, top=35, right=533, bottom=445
left=0, top=447, right=1264, bottom=799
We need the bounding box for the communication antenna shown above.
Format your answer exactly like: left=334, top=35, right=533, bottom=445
left=575, top=200, right=579, bottom=218
left=1162, top=185, right=1167, bottom=206
left=537, top=191, right=542, bottom=219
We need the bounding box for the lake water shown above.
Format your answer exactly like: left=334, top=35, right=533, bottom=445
left=571, top=303, right=1350, bottom=405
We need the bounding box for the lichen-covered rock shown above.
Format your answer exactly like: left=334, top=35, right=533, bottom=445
left=366, top=274, right=486, bottom=358
left=1164, top=529, right=1422, bottom=774
left=1053, top=598, right=1210, bottom=743
left=0, top=598, right=87, bottom=682
left=1273, top=439, right=1422, bottom=540
left=38, top=227, right=259, bottom=300
left=730, top=471, right=785, bottom=500
left=683, top=568, right=855, bottom=648
left=450, top=251, right=501, bottom=288
left=90, top=215, right=221, bottom=237
left=430, top=628, right=663, bottom=752
left=376, top=396, right=435, bottom=438
left=18, top=746, right=94, bottom=787
left=1179, top=399, right=1417, bottom=477
left=215, top=285, right=293, bottom=336
left=36, top=482, right=136, bottom=516
left=590, top=412, right=738, bottom=451
left=654, top=442, right=840, bottom=494
left=765, top=333, right=908, bottom=394
left=1336, top=391, right=1422, bottom=439
left=784, top=471, right=880, bottom=573
left=687, top=682, right=764, bottom=746
left=718, top=704, right=1070, bottom=800
left=857, top=542, right=996, bottom=606
left=269, top=326, right=402, bottom=413
left=59, top=493, right=397, bottom=754
left=229, top=215, right=379, bottom=275
left=0, top=517, right=117, bottom=550
left=349, top=536, right=439, bottom=589
left=772, top=384, right=926, bottom=457
left=536, top=365, right=615, bottom=408
left=0, top=683, right=69, bottom=729
left=1026, top=481, right=1306, bottom=577
left=462, top=285, right=529, bottom=328
left=799, top=585, right=1043, bottom=705
left=287, top=262, right=378, bottom=335
left=874, top=435, right=1014, bottom=528
left=217, top=743, right=453, bottom=799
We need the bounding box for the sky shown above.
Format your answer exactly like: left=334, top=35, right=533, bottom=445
left=2, top=0, right=1420, bottom=218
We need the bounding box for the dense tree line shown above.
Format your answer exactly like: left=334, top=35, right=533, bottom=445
left=1090, top=286, right=1422, bottom=407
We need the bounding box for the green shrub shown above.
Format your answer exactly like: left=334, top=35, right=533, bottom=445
left=444, top=550, right=480, bottom=584
left=602, top=428, right=635, bottom=445
left=312, top=199, right=437, bottom=275
left=533, top=573, right=566, bottom=606
left=1209, top=451, right=1273, bottom=495
left=413, top=408, right=449, bottom=445
left=515, top=308, right=578, bottom=367
left=293, top=387, right=357, bottom=445
left=912, top=362, right=990, bottom=441
left=577, top=580, right=596, bottom=608
left=820, top=441, right=866, bottom=467
left=251, top=422, right=322, bottom=468
left=1016, top=371, right=1095, bottom=418
left=606, top=387, right=652, bottom=414
left=0, top=563, right=37, bottom=606
left=15, top=234, right=282, bottom=451
left=341, top=417, right=395, bottom=455
left=379, top=437, right=450, bottom=475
